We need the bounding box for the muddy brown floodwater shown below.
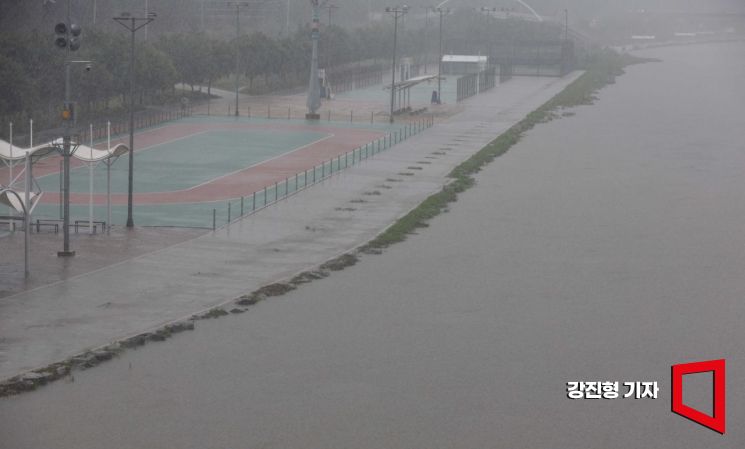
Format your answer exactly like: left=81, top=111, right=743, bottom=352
left=2, top=42, right=745, bottom=449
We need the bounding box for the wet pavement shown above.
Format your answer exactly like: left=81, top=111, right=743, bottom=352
left=2, top=43, right=744, bottom=448
left=0, top=74, right=581, bottom=382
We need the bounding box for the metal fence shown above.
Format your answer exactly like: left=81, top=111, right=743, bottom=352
left=208, top=116, right=435, bottom=230
left=478, top=67, right=497, bottom=93
left=205, top=105, right=414, bottom=125
left=499, top=63, right=514, bottom=83
left=328, top=69, right=385, bottom=95
left=5, top=105, right=193, bottom=149
left=456, top=73, right=479, bottom=102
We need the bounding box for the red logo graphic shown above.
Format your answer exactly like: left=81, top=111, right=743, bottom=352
left=671, top=359, right=726, bottom=434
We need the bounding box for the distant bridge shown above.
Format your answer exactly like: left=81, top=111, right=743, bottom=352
left=635, top=10, right=745, bottom=19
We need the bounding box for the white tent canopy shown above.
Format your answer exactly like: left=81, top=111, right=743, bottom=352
left=1, top=137, right=128, bottom=164
left=0, top=189, right=38, bottom=214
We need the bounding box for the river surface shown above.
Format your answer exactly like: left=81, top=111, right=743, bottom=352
left=2, top=42, right=745, bottom=449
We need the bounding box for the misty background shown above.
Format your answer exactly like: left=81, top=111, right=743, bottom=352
left=1, top=1, right=743, bottom=37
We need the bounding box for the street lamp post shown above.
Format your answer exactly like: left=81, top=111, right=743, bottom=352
left=231, top=2, right=250, bottom=117
left=306, top=0, right=323, bottom=120
left=114, top=12, right=156, bottom=229
left=385, top=5, right=408, bottom=123
left=424, top=7, right=430, bottom=73
left=436, top=7, right=449, bottom=105
left=325, top=4, right=339, bottom=26
left=54, top=0, right=83, bottom=257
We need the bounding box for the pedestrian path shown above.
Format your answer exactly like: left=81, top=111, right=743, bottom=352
left=0, top=73, right=583, bottom=381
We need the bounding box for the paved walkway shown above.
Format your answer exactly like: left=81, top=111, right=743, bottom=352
left=0, top=74, right=583, bottom=381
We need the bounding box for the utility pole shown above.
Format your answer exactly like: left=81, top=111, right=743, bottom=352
left=564, top=8, right=569, bottom=41
left=114, top=12, right=156, bottom=229
left=385, top=5, right=408, bottom=123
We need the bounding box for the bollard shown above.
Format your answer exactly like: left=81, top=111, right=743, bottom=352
left=371, top=111, right=374, bottom=124
left=328, top=110, right=331, bottom=121
left=247, top=106, right=251, bottom=118
left=267, top=104, right=271, bottom=119
left=350, top=110, right=353, bottom=123
left=228, top=202, right=231, bottom=222
left=213, top=209, right=216, bottom=231
left=241, top=196, right=244, bottom=216
left=264, top=186, right=267, bottom=206
left=253, top=191, right=256, bottom=211
left=288, top=106, right=291, bottom=120
left=275, top=182, right=278, bottom=201
left=322, top=162, right=325, bottom=178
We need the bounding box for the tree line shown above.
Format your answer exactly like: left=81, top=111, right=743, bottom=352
left=0, top=7, right=568, bottom=137
left=0, top=20, right=431, bottom=136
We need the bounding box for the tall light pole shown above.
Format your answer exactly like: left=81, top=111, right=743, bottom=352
left=54, top=0, right=83, bottom=257
left=230, top=2, right=250, bottom=117
left=385, top=5, right=408, bottom=123
left=424, top=7, right=430, bottom=73
left=285, top=0, right=291, bottom=35
left=564, top=8, right=569, bottom=42
left=306, top=0, right=324, bottom=120
left=114, top=12, right=156, bottom=229
left=324, top=3, right=339, bottom=26
left=436, top=7, right=449, bottom=105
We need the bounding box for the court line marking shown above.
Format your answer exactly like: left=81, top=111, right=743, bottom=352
left=34, top=131, right=211, bottom=181
left=182, top=133, right=336, bottom=193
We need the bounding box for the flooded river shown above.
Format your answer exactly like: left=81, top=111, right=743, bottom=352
left=2, top=42, right=745, bottom=448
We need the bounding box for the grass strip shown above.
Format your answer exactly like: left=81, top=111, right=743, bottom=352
left=364, top=51, right=655, bottom=249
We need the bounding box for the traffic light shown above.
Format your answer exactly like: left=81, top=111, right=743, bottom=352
left=54, top=22, right=82, bottom=51
left=69, top=24, right=81, bottom=51
left=54, top=23, right=67, bottom=48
